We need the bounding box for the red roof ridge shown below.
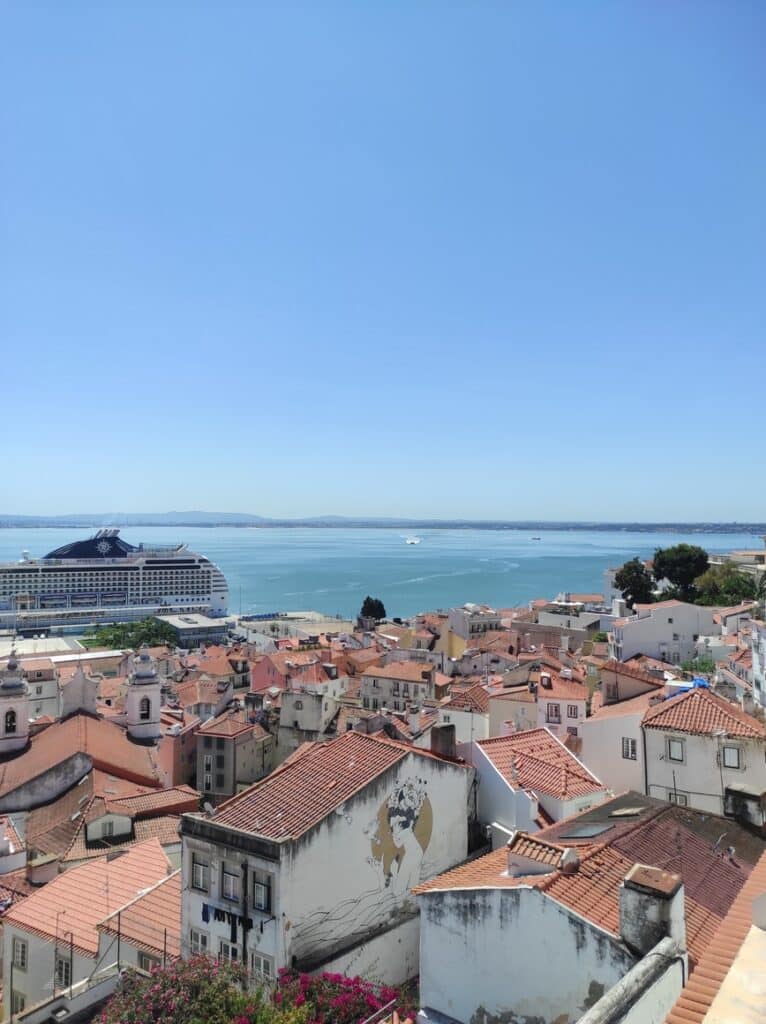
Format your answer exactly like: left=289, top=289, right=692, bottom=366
left=642, top=686, right=766, bottom=738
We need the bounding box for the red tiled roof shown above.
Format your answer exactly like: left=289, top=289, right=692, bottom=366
left=445, top=683, right=490, bottom=714
left=197, top=707, right=269, bottom=739
left=5, top=839, right=172, bottom=955
left=361, top=662, right=435, bottom=684
left=0, top=713, right=164, bottom=801
left=417, top=798, right=756, bottom=967
left=105, top=785, right=199, bottom=818
left=666, top=848, right=766, bottom=1024
left=477, top=729, right=605, bottom=799
left=601, top=659, right=667, bottom=687
left=642, top=686, right=766, bottom=738
left=62, top=815, right=181, bottom=864
left=99, top=869, right=181, bottom=959
left=588, top=689, right=669, bottom=721
left=210, top=730, right=464, bottom=841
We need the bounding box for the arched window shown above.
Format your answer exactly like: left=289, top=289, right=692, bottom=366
left=5, top=709, right=16, bottom=734
left=139, top=696, right=151, bottom=721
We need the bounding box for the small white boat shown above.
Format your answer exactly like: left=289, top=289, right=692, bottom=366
left=405, top=536, right=422, bottom=545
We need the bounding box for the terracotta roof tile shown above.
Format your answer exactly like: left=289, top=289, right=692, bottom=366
left=209, top=730, right=464, bottom=841
left=5, top=839, right=172, bottom=955
left=361, top=662, right=435, bottom=684
left=642, top=687, right=766, bottom=738
left=0, top=713, right=164, bottom=802
left=62, top=815, right=181, bottom=864
left=602, top=659, right=668, bottom=686
left=99, top=869, right=181, bottom=959
left=666, top=849, right=766, bottom=1024
left=417, top=796, right=757, bottom=968
left=197, top=707, right=269, bottom=739
left=477, top=729, right=605, bottom=799
left=445, top=683, right=490, bottom=714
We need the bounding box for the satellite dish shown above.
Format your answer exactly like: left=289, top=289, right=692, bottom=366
left=203, top=802, right=215, bottom=817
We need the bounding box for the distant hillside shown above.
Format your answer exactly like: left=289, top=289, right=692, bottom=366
left=0, top=513, right=763, bottom=535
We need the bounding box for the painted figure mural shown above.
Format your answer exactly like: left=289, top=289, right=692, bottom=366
left=369, top=775, right=433, bottom=897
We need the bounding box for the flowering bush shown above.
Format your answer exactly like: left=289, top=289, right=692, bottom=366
left=96, top=956, right=306, bottom=1024
left=96, top=957, right=412, bottom=1024
left=274, top=969, right=415, bottom=1024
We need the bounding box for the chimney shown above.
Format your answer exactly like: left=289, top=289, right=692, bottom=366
left=619, top=864, right=686, bottom=957
left=408, top=705, right=421, bottom=734
left=430, top=723, right=456, bottom=760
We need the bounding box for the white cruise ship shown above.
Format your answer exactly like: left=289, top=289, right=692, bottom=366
left=0, top=529, right=229, bottom=633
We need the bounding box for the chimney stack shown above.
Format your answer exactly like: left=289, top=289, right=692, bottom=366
left=619, top=864, right=686, bottom=957
left=408, top=705, right=421, bottom=734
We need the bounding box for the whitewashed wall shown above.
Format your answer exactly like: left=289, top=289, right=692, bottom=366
left=418, top=886, right=636, bottom=1024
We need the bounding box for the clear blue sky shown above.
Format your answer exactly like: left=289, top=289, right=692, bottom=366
left=3, top=2, right=764, bottom=520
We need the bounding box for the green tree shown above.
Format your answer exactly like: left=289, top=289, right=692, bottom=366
left=693, top=562, right=757, bottom=606
left=653, top=544, right=709, bottom=602
left=614, top=558, right=655, bottom=608
left=360, top=595, right=386, bottom=620
left=84, top=616, right=179, bottom=650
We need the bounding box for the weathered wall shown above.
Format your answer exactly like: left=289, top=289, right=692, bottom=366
left=307, top=913, right=420, bottom=987
left=0, top=754, right=91, bottom=813
left=644, top=730, right=766, bottom=814
left=281, top=752, right=473, bottom=975
left=418, top=886, right=636, bottom=1024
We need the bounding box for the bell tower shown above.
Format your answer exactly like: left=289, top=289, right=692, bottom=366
left=126, top=647, right=161, bottom=741
left=0, top=651, right=30, bottom=754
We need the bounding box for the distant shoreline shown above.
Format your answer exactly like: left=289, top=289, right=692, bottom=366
left=0, top=519, right=763, bottom=535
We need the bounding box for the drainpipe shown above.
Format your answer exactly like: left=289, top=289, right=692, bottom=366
left=642, top=725, right=649, bottom=796
left=241, top=860, right=249, bottom=971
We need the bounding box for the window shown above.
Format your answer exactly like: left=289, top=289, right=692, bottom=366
left=12, top=937, right=27, bottom=969
left=35, top=685, right=43, bottom=695
left=189, top=928, right=208, bottom=955
left=191, top=854, right=209, bottom=892
left=103, top=820, right=114, bottom=838
left=203, top=755, right=213, bottom=772
left=139, top=696, right=151, bottom=721
left=252, top=869, right=272, bottom=912
left=546, top=703, right=561, bottom=723
left=605, top=683, right=618, bottom=701
left=567, top=704, right=578, bottom=719
left=5, top=709, right=16, bottom=734
left=392, top=683, right=399, bottom=695
left=222, top=866, right=240, bottom=901
left=566, top=726, right=578, bottom=737
left=667, top=617, right=674, bottom=624
left=622, top=737, right=637, bottom=760
left=668, top=790, right=688, bottom=806
left=11, top=991, right=25, bottom=1015
left=56, top=955, right=72, bottom=990
left=216, top=754, right=225, bottom=769
left=219, top=940, right=239, bottom=962
left=139, top=952, right=160, bottom=973
left=250, top=951, right=273, bottom=979
left=216, top=738, right=225, bottom=751
left=204, top=773, right=212, bottom=791
left=372, top=698, right=379, bottom=710
left=362, top=697, right=369, bottom=709
left=672, top=633, right=679, bottom=642
left=293, top=699, right=303, bottom=710
left=203, top=736, right=212, bottom=749
left=667, top=738, right=684, bottom=763
left=723, top=745, right=742, bottom=769
left=216, top=774, right=225, bottom=789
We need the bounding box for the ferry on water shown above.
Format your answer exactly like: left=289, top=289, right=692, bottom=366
left=0, top=529, right=229, bottom=634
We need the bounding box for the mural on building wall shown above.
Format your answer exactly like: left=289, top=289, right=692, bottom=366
left=368, top=775, right=433, bottom=897
left=290, top=775, right=435, bottom=962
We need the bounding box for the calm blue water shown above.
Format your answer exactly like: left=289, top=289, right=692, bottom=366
left=0, top=527, right=759, bottom=620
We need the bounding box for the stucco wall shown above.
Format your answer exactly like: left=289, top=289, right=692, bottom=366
left=0, top=753, right=91, bottom=813
left=418, top=886, right=636, bottom=1024
left=644, top=729, right=766, bottom=814
left=181, top=752, right=473, bottom=986
left=310, top=913, right=419, bottom=987
left=579, top=713, right=645, bottom=795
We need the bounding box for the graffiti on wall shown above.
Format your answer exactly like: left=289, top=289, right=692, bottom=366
left=368, top=775, right=433, bottom=897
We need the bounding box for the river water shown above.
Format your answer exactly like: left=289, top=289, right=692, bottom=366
left=0, top=527, right=758, bottom=620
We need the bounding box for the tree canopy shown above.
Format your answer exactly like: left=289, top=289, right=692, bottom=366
left=693, top=562, right=757, bottom=607
left=614, top=558, right=655, bottom=608
left=96, top=957, right=413, bottom=1024
left=84, top=616, right=179, bottom=650
left=652, top=544, right=709, bottom=601
left=360, top=595, right=386, bottom=620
